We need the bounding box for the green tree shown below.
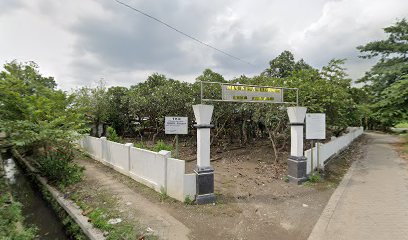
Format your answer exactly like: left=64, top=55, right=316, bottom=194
left=106, top=86, right=130, bottom=135
left=0, top=61, right=87, bottom=149
left=263, top=50, right=314, bottom=78
left=373, top=76, right=408, bottom=126
left=72, top=80, right=109, bottom=136
left=128, top=73, right=194, bottom=141
left=357, top=19, right=408, bottom=127
left=321, top=59, right=351, bottom=88
left=281, top=59, right=357, bottom=135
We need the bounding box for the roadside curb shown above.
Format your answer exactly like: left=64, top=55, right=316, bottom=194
left=307, top=159, right=357, bottom=240
left=12, top=149, right=105, bottom=240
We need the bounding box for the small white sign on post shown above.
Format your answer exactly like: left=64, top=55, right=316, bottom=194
left=165, top=117, right=188, bottom=135
left=306, top=113, right=326, bottom=140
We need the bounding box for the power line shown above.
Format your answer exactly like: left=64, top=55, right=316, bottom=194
left=113, top=0, right=254, bottom=66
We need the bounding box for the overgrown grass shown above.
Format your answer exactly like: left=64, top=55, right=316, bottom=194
left=152, top=140, right=173, bottom=152
left=133, top=140, right=173, bottom=154
left=134, top=141, right=147, bottom=149
left=304, top=136, right=365, bottom=189
left=37, top=149, right=84, bottom=190
left=0, top=176, right=37, bottom=239
left=88, top=208, right=113, bottom=231
left=70, top=191, right=158, bottom=240
left=308, top=172, right=322, bottom=183
left=395, top=122, right=408, bottom=128
left=184, top=195, right=194, bottom=205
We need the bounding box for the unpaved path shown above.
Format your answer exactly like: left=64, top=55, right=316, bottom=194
left=73, top=135, right=365, bottom=240
left=308, top=132, right=408, bottom=240
left=77, top=158, right=191, bottom=240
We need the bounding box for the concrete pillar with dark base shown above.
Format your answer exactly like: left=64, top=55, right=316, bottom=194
left=193, top=104, right=216, bottom=204
left=287, top=107, right=308, bottom=184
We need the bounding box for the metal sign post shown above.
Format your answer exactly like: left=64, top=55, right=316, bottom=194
left=306, top=113, right=326, bottom=173
left=165, top=117, right=188, bottom=159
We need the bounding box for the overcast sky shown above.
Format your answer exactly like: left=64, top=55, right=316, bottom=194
left=0, top=0, right=407, bottom=90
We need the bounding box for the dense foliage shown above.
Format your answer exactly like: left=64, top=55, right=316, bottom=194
left=0, top=197, right=37, bottom=239
left=0, top=61, right=87, bottom=187
left=37, top=144, right=84, bottom=188
left=357, top=19, right=408, bottom=127
left=0, top=177, right=37, bottom=239
left=7, top=36, right=398, bottom=163
left=0, top=61, right=88, bottom=150
left=71, top=52, right=363, bottom=161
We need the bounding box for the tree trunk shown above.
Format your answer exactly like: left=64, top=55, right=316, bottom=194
left=241, top=120, right=247, bottom=145
left=267, top=129, right=278, bottom=163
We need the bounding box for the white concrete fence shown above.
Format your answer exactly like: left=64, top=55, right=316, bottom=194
left=305, top=127, right=364, bottom=174
left=79, top=136, right=196, bottom=202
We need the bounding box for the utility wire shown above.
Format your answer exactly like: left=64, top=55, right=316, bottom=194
left=114, top=0, right=254, bottom=66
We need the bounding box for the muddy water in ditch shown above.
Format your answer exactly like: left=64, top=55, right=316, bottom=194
left=2, top=153, right=69, bottom=239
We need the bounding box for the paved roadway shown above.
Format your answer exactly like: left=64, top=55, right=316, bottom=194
left=308, top=132, right=408, bottom=240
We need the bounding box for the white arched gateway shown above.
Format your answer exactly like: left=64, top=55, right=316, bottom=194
left=193, top=81, right=307, bottom=204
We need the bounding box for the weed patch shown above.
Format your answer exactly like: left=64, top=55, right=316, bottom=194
left=152, top=140, right=173, bottom=152
left=69, top=188, right=158, bottom=240
left=107, top=127, right=121, bottom=143
left=184, top=195, right=194, bottom=205
left=308, top=172, right=322, bottom=183
left=37, top=149, right=84, bottom=189
left=0, top=176, right=37, bottom=239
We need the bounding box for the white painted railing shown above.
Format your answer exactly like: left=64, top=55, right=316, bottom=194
left=305, top=127, right=364, bottom=174
left=79, top=136, right=196, bottom=202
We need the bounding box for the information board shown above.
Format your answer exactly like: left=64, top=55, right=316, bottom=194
left=165, top=117, right=188, bottom=135
left=306, top=113, right=326, bottom=140
left=221, top=84, right=283, bottom=103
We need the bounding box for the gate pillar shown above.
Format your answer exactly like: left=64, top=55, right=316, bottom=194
left=287, top=107, right=308, bottom=184
left=193, top=104, right=216, bottom=204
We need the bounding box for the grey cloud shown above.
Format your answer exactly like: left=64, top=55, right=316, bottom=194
left=68, top=0, right=239, bottom=77
left=0, top=0, right=25, bottom=16
left=2, top=0, right=407, bottom=90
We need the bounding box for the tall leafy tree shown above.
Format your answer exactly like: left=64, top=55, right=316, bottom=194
left=72, top=80, right=109, bottom=136
left=357, top=19, right=408, bottom=126
left=106, top=86, right=130, bottom=135
left=128, top=73, right=194, bottom=141
left=263, top=50, right=314, bottom=78
left=0, top=61, right=87, bottom=149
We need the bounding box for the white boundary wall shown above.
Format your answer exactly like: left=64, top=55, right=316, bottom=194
left=79, top=136, right=196, bottom=202
left=305, top=127, right=364, bottom=174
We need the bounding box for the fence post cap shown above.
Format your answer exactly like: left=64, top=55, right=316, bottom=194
left=158, top=150, right=172, bottom=157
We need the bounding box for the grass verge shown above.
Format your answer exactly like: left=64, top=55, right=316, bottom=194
left=303, top=135, right=365, bottom=189
left=67, top=157, right=159, bottom=240
left=399, top=134, right=408, bottom=157
left=69, top=190, right=158, bottom=240
left=395, top=122, right=408, bottom=128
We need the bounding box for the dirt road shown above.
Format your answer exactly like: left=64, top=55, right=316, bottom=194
left=72, top=136, right=366, bottom=240
left=76, top=158, right=191, bottom=240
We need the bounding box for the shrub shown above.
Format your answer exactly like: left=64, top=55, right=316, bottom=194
left=134, top=142, right=147, bottom=149
left=0, top=182, right=37, bottom=239
left=107, top=126, right=120, bottom=143
left=184, top=195, right=194, bottom=205
left=308, top=173, right=322, bottom=183
left=37, top=144, right=84, bottom=188
left=159, top=186, right=169, bottom=201
left=152, top=140, right=173, bottom=152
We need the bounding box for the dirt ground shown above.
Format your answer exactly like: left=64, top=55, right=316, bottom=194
left=69, top=136, right=367, bottom=240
